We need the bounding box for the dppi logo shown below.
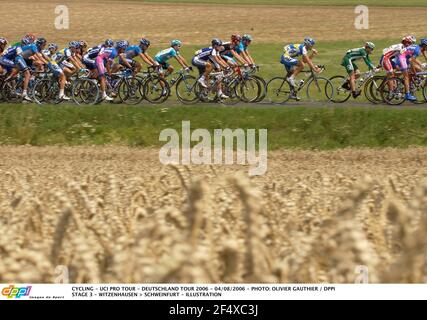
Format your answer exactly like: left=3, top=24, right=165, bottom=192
left=1, top=285, right=32, bottom=299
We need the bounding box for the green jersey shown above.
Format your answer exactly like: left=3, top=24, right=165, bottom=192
left=344, top=47, right=374, bottom=69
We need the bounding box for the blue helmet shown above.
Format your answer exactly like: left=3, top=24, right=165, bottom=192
left=211, top=38, right=222, bottom=47
left=69, top=41, right=80, bottom=49
left=171, top=39, right=182, bottom=47
left=104, top=39, right=114, bottom=47
left=140, top=38, right=150, bottom=47
left=115, top=40, right=129, bottom=50
left=48, top=43, right=58, bottom=51
left=304, top=37, right=316, bottom=47
left=420, top=38, right=427, bottom=47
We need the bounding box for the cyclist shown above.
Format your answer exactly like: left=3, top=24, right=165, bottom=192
left=40, top=43, right=71, bottom=101
left=340, top=42, right=377, bottom=99
left=398, top=41, right=425, bottom=101
left=0, top=36, right=43, bottom=101
left=96, top=40, right=129, bottom=101
left=55, top=41, right=86, bottom=79
left=154, top=40, right=191, bottom=96
left=0, top=38, right=8, bottom=74
left=116, top=38, right=158, bottom=73
left=155, top=40, right=191, bottom=75
left=420, top=38, right=427, bottom=62
left=221, top=35, right=249, bottom=67
left=192, top=38, right=229, bottom=99
left=281, top=37, right=321, bottom=99
left=238, top=34, right=255, bottom=66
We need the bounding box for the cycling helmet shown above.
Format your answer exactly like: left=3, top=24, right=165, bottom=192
left=304, top=37, right=316, bottom=47
left=365, top=42, right=375, bottom=50
left=115, top=40, right=129, bottom=50
left=242, top=34, right=253, bottom=42
left=22, top=36, right=34, bottom=45
left=0, top=38, right=8, bottom=46
left=231, top=34, right=242, bottom=43
left=140, top=38, right=151, bottom=47
left=48, top=43, right=58, bottom=51
left=23, top=33, right=36, bottom=44
left=69, top=41, right=80, bottom=49
left=420, top=38, right=427, bottom=47
left=36, top=37, right=47, bottom=47
left=171, top=39, right=182, bottom=47
left=104, top=39, right=114, bottom=47
left=211, top=38, right=222, bottom=47
left=402, top=35, right=416, bottom=46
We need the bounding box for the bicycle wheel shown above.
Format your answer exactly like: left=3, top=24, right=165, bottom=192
left=222, top=80, right=241, bottom=105
left=266, top=77, right=291, bottom=104
left=328, top=75, right=351, bottom=103
left=381, top=77, right=405, bottom=105
left=306, top=76, right=333, bottom=103
left=1, top=79, right=21, bottom=102
left=33, top=79, right=59, bottom=104
left=366, top=76, right=385, bottom=104
left=176, top=75, right=199, bottom=104
left=72, top=79, right=99, bottom=105
left=143, top=77, right=169, bottom=104
left=119, top=78, right=144, bottom=105
left=410, top=76, right=427, bottom=104
left=249, top=75, right=267, bottom=102
left=240, top=76, right=261, bottom=103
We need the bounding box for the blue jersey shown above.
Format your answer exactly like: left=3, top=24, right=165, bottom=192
left=234, top=42, right=245, bottom=54
left=155, top=47, right=179, bottom=63
left=3, top=46, right=23, bottom=60
left=21, top=44, right=38, bottom=60
left=100, top=47, right=118, bottom=60
left=404, top=45, right=421, bottom=59
left=125, top=46, right=143, bottom=59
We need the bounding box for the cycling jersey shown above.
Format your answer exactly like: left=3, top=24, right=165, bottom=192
left=341, top=47, right=374, bottom=75
left=85, top=45, right=103, bottom=60
left=403, top=45, right=421, bottom=59
left=2, top=46, right=22, bottom=60
left=283, top=43, right=307, bottom=59
left=125, top=45, right=144, bottom=59
left=21, top=44, right=38, bottom=60
left=55, top=48, right=72, bottom=64
left=194, top=47, right=220, bottom=61
left=381, top=44, right=405, bottom=73
left=155, top=47, right=179, bottom=64
left=96, top=47, right=118, bottom=76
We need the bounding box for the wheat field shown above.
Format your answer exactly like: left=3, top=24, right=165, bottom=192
left=0, top=146, right=426, bottom=283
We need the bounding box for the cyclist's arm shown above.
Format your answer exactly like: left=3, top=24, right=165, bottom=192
left=214, top=55, right=228, bottom=69
left=242, top=49, right=254, bottom=65
left=139, top=53, right=156, bottom=66
left=174, top=55, right=189, bottom=68
left=119, top=53, right=133, bottom=69
left=302, top=54, right=317, bottom=69
left=230, top=50, right=247, bottom=65
left=423, top=50, right=427, bottom=62
left=410, top=57, right=422, bottom=69
left=105, top=58, right=114, bottom=75
left=363, top=55, right=375, bottom=70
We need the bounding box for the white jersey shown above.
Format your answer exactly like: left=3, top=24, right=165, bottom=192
left=382, top=44, right=404, bottom=56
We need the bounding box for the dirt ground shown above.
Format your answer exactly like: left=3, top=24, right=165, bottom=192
left=1, top=0, right=426, bottom=46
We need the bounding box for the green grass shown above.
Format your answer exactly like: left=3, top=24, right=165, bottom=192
left=1, top=104, right=427, bottom=149
left=123, top=0, right=427, bottom=7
